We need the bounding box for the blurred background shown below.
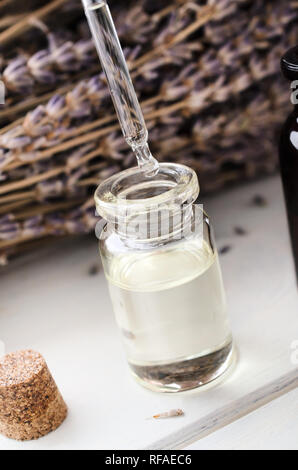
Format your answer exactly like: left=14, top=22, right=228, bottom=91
left=0, top=0, right=297, bottom=263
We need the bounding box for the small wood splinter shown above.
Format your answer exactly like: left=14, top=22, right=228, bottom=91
left=152, top=409, right=184, bottom=419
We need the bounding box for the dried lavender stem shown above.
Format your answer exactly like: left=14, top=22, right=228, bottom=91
left=0, top=199, right=32, bottom=215
left=0, top=191, right=35, bottom=205
left=18, top=198, right=85, bottom=220
left=87, top=161, right=107, bottom=171
left=48, top=94, right=160, bottom=143
left=0, top=171, right=97, bottom=206
left=151, top=0, right=188, bottom=22
left=0, top=50, right=153, bottom=122
left=70, top=147, right=105, bottom=167
left=0, top=167, right=65, bottom=195
left=3, top=95, right=181, bottom=173
left=77, top=176, right=99, bottom=186
left=0, top=14, right=26, bottom=30
left=0, top=145, right=107, bottom=197
left=0, top=223, right=80, bottom=250
left=5, top=123, right=119, bottom=173
left=0, top=234, right=44, bottom=250
left=1, top=84, right=284, bottom=178
left=133, top=4, right=215, bottom=69
left=0, top=0, right=16, bottom=10
left=1, top=89, right=161, bottom=158
left=62, top=115, right=116, bottom=140
left=0, top=83, right=74, bottom=122
left=0, top=117, right=24, bottom=135
left=0, top=235, right=65, bottom=260
left=0, top=0, right=67, bottom=45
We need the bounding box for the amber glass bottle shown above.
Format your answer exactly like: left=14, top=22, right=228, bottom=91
left=280, top=46, right=298, bottom=281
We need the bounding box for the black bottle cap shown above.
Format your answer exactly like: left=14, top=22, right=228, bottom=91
left=281, top=46, right=298, bottom=81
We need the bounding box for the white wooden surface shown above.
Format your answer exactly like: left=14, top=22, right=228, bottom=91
left=0, top=175, right=297, bottom=450
left=185, top=388, right=298, bottom=450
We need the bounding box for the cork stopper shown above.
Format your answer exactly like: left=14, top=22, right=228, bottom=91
left=0, top=350, right=67, bottom=441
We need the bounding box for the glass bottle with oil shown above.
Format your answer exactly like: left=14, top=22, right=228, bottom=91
left=95, top=164, right=235, bottom=392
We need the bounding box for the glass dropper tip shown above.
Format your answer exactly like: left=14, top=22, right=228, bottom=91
left=134, top=143, right=159, bottom=177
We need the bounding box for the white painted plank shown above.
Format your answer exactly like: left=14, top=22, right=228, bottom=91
left=0, top=175, right=297, bottom=450
left=148, top=370, right=298, bottom=450
left=184, top=388, right=298, bottom=450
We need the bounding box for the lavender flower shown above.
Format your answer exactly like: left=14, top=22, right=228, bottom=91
left=3, top=57, right=33, bottom=93
left=23, top=105, right=53, bottom=137
left=36, top=180, right=64, bottom=200
left=0, top=0, right=297, bottom=263
left=0, top=215, right=20, bottom=241
left=0, top=127, right=31, bottom=150
left=28, top=50, right=56, bottom=84
left=46, top=94, right=67, bottom=120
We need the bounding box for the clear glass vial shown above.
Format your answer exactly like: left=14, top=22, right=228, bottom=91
left=95, top=163, right=235, bottom=392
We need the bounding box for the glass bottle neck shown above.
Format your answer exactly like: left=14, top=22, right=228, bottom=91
left=107, top=204, right=203, bottom=248
left=95, top=162, right=200, bottom=244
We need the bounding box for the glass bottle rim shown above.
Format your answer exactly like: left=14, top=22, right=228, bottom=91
left=94, top=162, right=199, bottom=223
